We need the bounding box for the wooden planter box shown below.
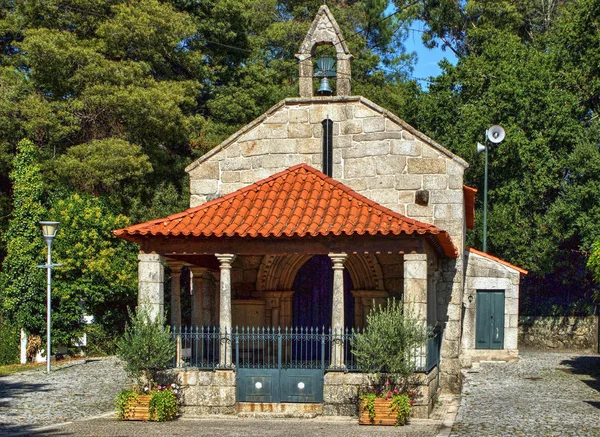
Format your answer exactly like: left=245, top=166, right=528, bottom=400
left=358, top=398, right=399, bottom=426
left=122, top=394, right=152, bottom=421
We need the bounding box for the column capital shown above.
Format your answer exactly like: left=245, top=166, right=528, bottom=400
left=215, top=254, right=236, bottom=267
left=166, top=260, right=187, bottom=273
left=404, top=253, right=427, bottom=262
left=138, top=252, right=164, bottom=263
left=328, top=253, right=347, bottom=269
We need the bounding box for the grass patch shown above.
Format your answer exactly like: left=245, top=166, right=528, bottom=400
left=0, top=362, right=45, bottom=376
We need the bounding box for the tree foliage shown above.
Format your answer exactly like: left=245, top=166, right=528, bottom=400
left=0, top=139, right=46, bottom=334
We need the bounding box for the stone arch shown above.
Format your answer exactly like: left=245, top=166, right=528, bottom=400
left=256, top=253, right=384, bottom=292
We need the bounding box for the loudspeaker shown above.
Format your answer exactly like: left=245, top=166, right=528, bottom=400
left=477, top=142, right=486, bottom=154
left=486, top=125, right=505, bottom=143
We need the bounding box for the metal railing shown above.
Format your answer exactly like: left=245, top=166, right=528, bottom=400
left=170, top=325, right=440, bottom=373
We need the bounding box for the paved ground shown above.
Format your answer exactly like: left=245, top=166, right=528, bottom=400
left=450, top=351, right=600, bottom=437
left=0, top=357, right=129, bottom=435
left=2, top=351, right=599, bottom=436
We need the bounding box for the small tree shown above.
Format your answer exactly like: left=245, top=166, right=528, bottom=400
left=117, top=308, right=175, bottom=391
left=351, top=299, right=428, bottom=389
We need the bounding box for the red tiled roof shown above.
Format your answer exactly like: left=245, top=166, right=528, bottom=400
left=468, top=248, right=528, bottom=275
left=114, top=164, right=458, bottom=258
left=463, top=185, right=477, bottom=230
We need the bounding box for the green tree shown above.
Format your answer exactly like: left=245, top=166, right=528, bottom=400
left=49, top=193, right=138, bottom=345
left=0, top=139, right=46, bottom=335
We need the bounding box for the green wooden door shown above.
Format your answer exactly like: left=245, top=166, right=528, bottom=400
left=475, top=290, right=505, bottom=349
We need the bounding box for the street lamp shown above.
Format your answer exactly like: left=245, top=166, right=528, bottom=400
left=477, top=125, right=505, bottom=253
left=37, top=221, right=62, bottom=374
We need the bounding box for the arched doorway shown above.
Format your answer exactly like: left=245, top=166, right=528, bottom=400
left=292, top=255, right=354, bottom=328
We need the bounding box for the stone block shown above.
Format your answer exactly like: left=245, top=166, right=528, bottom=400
left=402, top=131, right=415, bottom=141
left=343, top=178, right=365, bottom=192
left=190, top=161, right=219, bottom=180
left=343, top=373, right=368, bottom=386
left=191, top=179, right=218, bottom=196
left=446, top=160, right=465, bottom=175
left=190, top=195, right=206, bottom=207
left=341, top=120, right=363, bottom=135
left=423, top=175, right=448, bottom=190
left=239, top=127, right=259, bottom=142
left=391, top=140, right=421, bottom=156
left=197, top=371, right=213, bottom=386
left=259, top=124, right=287, bottom=139
left=309, top=105, right=347, bottom=123
left=265, top=109, right=289, bottom=124
left=221, top=183, right=246, bottom=195
left=374, top=155, right=406, bottom=175
left=395, top=175, right=422, bottom=190
left=288, top=124, right=313, bottom=138
left=342, top=143, right=367, bottom=159
left=362, top=117, right=385, bottom=133
left=334, top=136, right=352, bottom=149
left=398, top=191, right=415, bottom=204
left=226, top=146, right=241, bottom=158
left=407, top=158, right=446, bottom=174
left=430, top=189, right=463, bottom=204
left=213, top=370, right=236, bottom=386
left=323, top=385, right=358, bottom=404
left=289, top=109, right=308, bottom=123
left=297, top=138, right=321, bottom=154
left=505, top=327, right=518, bottom=349
left=505, top=297, right=518, bottom=315
left=366, top=189, right=398, bottom=205
left=352, top=132, right=402, bottom=142
left=385, top=119, right=402, bottom=131
left=367, top=175, right=395, bottom=189
left=407, top=204, right=433, bottom=217
left=448, top=175, right=463, bottom=189
left=353, top=105, right=377, bottom=118
left=221, top=172, right=240, bottom=183
left=240, top=141, right=268, bottom=157
left=324, top=372, right=345, bottom=386
left=422, top=146, right=443, bottom=159
left=220, top=157, right=252, bottom=171
left=268, top=139, right=298, bottom=154
left=344, top=158, right=376, bottom=178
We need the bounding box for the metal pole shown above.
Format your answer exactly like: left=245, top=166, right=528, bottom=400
left=46, top=242, right=52, bottom=374
left=483, top=140, right=489, bottom=253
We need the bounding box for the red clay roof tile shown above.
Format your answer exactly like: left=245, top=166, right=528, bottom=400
left=114, top=164, right=458, bottom=258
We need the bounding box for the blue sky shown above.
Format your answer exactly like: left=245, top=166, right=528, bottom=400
left=403, top=20, right=458, bottom=85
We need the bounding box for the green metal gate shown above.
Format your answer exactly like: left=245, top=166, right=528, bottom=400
left=476, top=290, right=505, bottom=349
left=235, top=327, right=337, bottom=403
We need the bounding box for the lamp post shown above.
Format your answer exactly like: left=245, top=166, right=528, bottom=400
left=37, top=221, right=61, bottom=374
left=477, top=125, right=505, bottom=253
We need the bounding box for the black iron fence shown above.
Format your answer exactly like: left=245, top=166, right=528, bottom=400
left=170, top=325, right=440, bottom=373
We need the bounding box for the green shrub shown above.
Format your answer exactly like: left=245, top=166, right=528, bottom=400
left=116, top=308, right=175, bottom=390
left=149, top=387, right=178, bottom=421
left=0, top=317, right=19, bottom=365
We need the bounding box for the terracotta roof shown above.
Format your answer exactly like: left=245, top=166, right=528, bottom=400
left=463, top=185, right=477, bottom=230
left=114, top=164, right=458, bottom=258
left=468, top=248, right=528, bottom=275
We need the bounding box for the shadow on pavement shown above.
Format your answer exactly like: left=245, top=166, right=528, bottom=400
left=0, top=423, right=69, bottom=436
left=0, top=379, right=52, bottom=417
left=559, top=355, right=600, bottom=393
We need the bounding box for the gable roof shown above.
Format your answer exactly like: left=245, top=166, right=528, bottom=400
left=296, top=5, right=352, bottom=57
left=115, top=164, right=458, bottom=258
left=185, top=96, right=469, bottom=174
left=467, top=247, right=528, bottom=275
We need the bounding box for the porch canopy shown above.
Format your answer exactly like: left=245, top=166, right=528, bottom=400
left=114, top=164, right=457, bottom=366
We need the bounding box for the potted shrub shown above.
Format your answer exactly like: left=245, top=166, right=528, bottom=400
left=115, top=308, right=178, bottom=421
left=351, top=299, right=428, bottom=426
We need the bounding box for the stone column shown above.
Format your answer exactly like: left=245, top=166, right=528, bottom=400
left=168, top=261, right=185, bottom=327
left=404, top=253, right=428, bottom=368
left=138, top=252, right=165, bottom=322
left=190, top=267, right=207, bottom=328
left=329, top=253, right=347, bottom=369
left=216, top=254, right=235, bottom=367
left=296, top=54, right=313, bottom=98
left=336, top=54, right=353, bottom=96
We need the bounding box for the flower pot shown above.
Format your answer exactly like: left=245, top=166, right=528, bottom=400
left=121, top=394, right=152, bottom=421
left=359, top=398, right=399, bottom=426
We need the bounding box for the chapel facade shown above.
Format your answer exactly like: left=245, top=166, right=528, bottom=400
left=115, top=6, right=526, bottom=418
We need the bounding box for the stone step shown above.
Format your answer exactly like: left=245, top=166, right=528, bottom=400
left=236, top=402, right=323, bottom=419
left=237, top=412, right=318, bottom=419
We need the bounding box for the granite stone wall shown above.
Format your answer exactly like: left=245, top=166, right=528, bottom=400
left=519, top=316, right=598, bottom=350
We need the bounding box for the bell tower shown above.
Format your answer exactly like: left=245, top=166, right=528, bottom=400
left=296, top=5, right=353, bottom=98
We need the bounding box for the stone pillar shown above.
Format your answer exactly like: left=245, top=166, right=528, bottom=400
left=20, top=329, right=27, bottom=364
left=190, top=267, right=207, bottom=328
left=138, top=252, right=165, bottom=322
left=297, top=54, right=313, bottom=98
left=336, top=54, right=352, bottom=96
left=404, top=253, right=428, bottom=369
left=216, top=254, right=235, bottom=367
left=329, top=253, right=347, bottom=369
left=168, top=261, right=186, bottom=327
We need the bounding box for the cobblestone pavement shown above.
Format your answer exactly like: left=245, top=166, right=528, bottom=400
left=19, top=416, right=447, bottom=437
left=450, top=351, right=600, bottom=437
left=0, top=357, right=129, bottom=435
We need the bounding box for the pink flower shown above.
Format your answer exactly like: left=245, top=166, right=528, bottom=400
left=393, top=388, right=398, bottom=393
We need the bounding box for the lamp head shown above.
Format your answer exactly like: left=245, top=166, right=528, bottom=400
left=40, top=221, right=60, bottom=245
